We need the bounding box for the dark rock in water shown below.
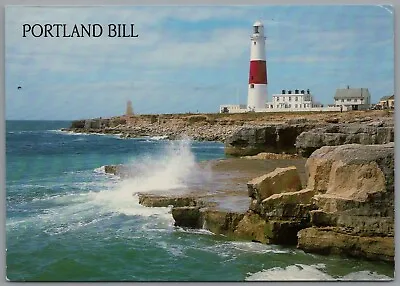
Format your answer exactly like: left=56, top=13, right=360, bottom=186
left=138, top=194, right=200, bottom=208
left=295, top=124, right=394, bottom=157
left=104, top=165, right=125, bottom=176
left=172, top=207, right=203, bottom=228
left=103, top=164, right=135, bottom=178
left=234, top=212, right=307, bottom=245
left=201, top=210, right=244, bottom=236
left=225, top=123, right=317, bottom=156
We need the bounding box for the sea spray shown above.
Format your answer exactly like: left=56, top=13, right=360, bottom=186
left=87, top=137, right=213, bottom=218
left=116, top=137, right=213, bottom=194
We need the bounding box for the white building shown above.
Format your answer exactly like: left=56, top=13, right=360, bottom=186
left=333, top=86, right=371, bottom=110
left=219, top=104, right=247, bottom=113
left=264, top=89, right=323, bottom=111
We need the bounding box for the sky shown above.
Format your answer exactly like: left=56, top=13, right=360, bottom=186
left=5, top=5, right=394, bottom=120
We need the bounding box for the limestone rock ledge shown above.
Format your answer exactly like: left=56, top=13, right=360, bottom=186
left=296, top=143, right=395, bottom=262
left=132, top=143, right=394, bottom=263
left=295, top=123, right=394, bottom=157
left=169, top=166, right=311, bottom=246
left=297, top=227, right=394, bottom=262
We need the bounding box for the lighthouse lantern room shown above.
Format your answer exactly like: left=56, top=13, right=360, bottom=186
left=247, top=20, right=268, bottom=111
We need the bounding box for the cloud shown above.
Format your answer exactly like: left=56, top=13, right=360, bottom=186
left=4, top=5, right=395, bottom=119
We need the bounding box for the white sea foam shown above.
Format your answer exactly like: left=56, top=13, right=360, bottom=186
left=93, top=166, right=106, bottom=174
left=148, top=135, right=169, bottom=140
left=175, top=227, right=215, bottom=236
left=245, top=264, right=393, bottom=281
left=229, top=241, right=290, bottom=254
left=117, top=138, right=212, bottom=194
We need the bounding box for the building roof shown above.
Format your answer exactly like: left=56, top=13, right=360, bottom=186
left=380, top=94, right=394, bottom=101
left=253, top=20, right=263, bottom=27
left=334, top=88, right=370, bottom=100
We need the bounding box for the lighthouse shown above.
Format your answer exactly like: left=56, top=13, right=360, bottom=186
left=247, top=21, right=267, bottom=111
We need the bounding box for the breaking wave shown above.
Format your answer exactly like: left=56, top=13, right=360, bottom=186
left=245, top=264, right=393, bottom=281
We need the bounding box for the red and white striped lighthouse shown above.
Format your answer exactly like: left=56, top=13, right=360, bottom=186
left=247, top=21, right=267, bottom=111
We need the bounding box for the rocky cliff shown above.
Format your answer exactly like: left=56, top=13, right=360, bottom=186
left=224, top=123, right=318, bottom=156
left=295, top=123, right=394, bottom=157
left=225, top=119, right=394, bottom=158
left=297, top=143, right=395, bottom=262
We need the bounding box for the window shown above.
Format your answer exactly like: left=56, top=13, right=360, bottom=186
left=295, top=97, right=298, bottom=101
left=254, top=26, right=259, bottom=34
left=250, top=84, right=254, bottom=88
left=347, top=99, right=351, bottom=102
left=341, top=99, right=344, bottom=102
left=253, top=41, right=256, bottom=45
left=354, top=99, right=357, bottom=102
left=295, top=104, right=298, bottom=108
left=277, top=97, right=279, bottom=102
left=289, top=97, right=292, bottom=101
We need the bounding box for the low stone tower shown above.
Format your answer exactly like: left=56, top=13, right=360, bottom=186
left=126, top=100, right=134, bottom=116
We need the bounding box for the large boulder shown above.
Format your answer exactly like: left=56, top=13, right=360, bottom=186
left=296, top=124, right=394, bottom=157
left=247, top=166, right=302, bottom=202
left=261, top=189, right=316, bottom=220
left=306, top=143, right=394, bottom=197
left=297, top=143, right=395, bottom=262
left=225, top=123, right=316, bottom=156
left=245, top=166, right=313, bottom=245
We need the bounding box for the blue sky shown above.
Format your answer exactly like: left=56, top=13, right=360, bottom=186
left=5, top=5, right=394, bottom=120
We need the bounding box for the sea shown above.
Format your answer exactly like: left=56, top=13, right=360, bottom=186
left=5, top=120, right=395, bottom=282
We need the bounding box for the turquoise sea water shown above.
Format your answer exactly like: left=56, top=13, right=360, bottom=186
left=5, top=120, right=394, bottom=281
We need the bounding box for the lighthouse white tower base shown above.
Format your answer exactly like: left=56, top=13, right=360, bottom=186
left=247, top=84, right=267, bottom=111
